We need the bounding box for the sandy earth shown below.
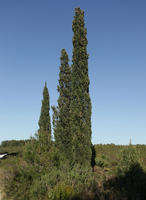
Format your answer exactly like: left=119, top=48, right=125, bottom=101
left=0, top=188, right=3, bottom=200
left=0, top=184, right=5, bottom=200
left=0, top=190, right=2, bottom=200
left=0, top=184, right=3, bottom=200
left=0, top=170, right=4, bottom=200
left=0, top=190, right=5, bottom=200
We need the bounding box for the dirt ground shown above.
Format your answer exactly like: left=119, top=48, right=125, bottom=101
left=0, top=169, right=5, bottom=200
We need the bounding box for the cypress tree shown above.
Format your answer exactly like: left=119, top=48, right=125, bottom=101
left=38, top=82, right=51, bottom=145
left=53, top=49, right=72, bottom=160
left=71, top=8, right=92, bottom=166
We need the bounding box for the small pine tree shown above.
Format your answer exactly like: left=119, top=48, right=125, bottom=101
left=38, top=82, right=51, bottom=146
left=53, top=49, right=72, bottom=160
left=71, top=8, right=92, bottom=166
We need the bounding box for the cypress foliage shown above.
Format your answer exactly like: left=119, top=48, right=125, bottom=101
left=38, top=82, right=51, bottom=145
left=71, top=8, right=92, bottom=166
left=53, top=49, right=72, bottom=160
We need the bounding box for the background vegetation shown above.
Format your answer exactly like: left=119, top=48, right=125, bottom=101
left=1, top=141, right=146, bottom=200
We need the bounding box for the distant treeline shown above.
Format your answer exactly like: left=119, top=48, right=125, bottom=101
left=1, top=140, right=29, bottom=148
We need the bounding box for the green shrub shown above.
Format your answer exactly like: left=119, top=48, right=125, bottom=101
left=48, top=182, right=76, bottom=200
left=95, top=156, right=109, bottom=168
left=4, top=165, right=36, bottom=200
left=116, top=146, right=139, bottom=176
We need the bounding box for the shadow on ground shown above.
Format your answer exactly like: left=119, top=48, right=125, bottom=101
left=104, top=162, right=146, bottom=200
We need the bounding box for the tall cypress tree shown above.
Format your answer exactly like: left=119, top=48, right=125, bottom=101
left=71, top=8, right=92, bottom=166
left=53, top=49, right=72, bottom=160
left=38, top=82, right=51, bottom=145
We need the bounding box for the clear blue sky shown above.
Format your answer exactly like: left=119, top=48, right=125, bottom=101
left=0, top=0, right=146, bottom=145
